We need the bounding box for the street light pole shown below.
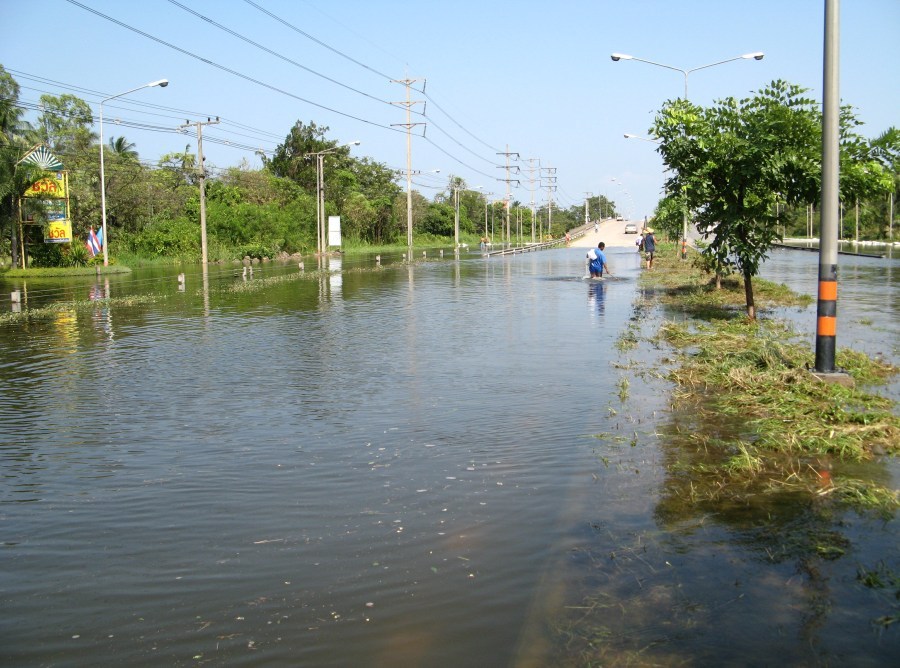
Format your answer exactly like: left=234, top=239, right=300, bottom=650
left=815, top=0, right=840, bottom=374
left=307, top=141, right=360, bottom=255
left=612, top=51, right=764, bottom=244
left=99, top=79, right=168, bottom=266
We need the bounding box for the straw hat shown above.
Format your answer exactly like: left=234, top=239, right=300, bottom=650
left=645, top=228, right=654, bottom=234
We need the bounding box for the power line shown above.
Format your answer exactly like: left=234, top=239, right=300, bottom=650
left=63, top=0, right=404, bottom=134
left=166, top=0, right=397, bottom=109
left=242, top=0, right=395, bottom=81
left=419, top=89, right=501, bottom=154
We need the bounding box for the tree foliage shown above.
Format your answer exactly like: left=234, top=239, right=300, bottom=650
left=651, top=79, right=891, bottom=319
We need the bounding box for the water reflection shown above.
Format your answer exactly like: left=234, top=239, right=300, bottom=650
left=1, top=248, right=897, bottom=666
left=587, top=280, right=606, bottom=316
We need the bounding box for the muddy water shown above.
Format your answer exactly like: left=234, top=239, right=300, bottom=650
left=1, top=246, right=897, bottom=666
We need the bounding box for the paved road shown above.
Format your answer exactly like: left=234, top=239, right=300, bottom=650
left=570, top=218, right=643, bottom=250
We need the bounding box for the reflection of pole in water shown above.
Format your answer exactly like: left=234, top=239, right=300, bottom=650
left=588, top=282, right=606, bottom=316
left=202, top=264, right=210, bottom=318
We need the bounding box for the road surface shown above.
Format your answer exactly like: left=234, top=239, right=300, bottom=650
left=570, top=218, right=643, bottom=250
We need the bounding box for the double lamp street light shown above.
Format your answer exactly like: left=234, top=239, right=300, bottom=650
left=611, top=51, right=764, bottom=243
left=99, top=79, right=168, bottom=266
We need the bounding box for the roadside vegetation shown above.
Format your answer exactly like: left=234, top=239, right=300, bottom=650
left=643, top=242, right=898, bottom=516
left=1, top=65, right=613, bottom=271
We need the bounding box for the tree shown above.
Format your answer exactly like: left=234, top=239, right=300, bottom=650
left=652, top=81, right=822, bottom=319
left=266, top=120, right=346, bottom=192
left=651, top=193, right=687, bottom=240
left=0, top=66, right=41, bottom=265
left=108, top=135, right=138, bottom=160
left=38, top=93, right=95, bottom=154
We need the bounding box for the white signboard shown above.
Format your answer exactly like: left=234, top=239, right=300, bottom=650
left=328, top=216, right=342, bottom=247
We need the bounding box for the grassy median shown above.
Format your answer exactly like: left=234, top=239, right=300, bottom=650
left=641, top=242, right=899, bottom=514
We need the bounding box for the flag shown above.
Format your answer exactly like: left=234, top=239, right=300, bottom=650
left=86, top=227, right=102, bottom=257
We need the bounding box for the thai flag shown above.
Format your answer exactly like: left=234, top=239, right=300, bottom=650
left=86, top=227, right=102, bottom=257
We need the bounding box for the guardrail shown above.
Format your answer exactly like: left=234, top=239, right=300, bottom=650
left=483, top=224, right=592, bottom=257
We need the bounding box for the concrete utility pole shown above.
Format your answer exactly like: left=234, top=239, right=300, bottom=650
left=496, top=145, right=520, bottom=246
left=179, top=117, right=220, bottom=265
left=815, top=0, right=842, bottom=376
left=584, top=192, right=592, bottom=226
left=453, top=183, right=460, bottom=249
left=391, top=78, right=426, bottom=249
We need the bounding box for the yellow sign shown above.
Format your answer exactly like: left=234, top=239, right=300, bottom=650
left=24, top=171, right=67, bottom=199
left=44, top=219, right=73, bottom=244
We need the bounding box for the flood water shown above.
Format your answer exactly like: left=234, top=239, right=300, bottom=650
left=1, top=245, right=897, bottom=666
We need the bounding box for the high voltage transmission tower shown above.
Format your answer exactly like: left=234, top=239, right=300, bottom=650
left=496, top=145, right=520, bottom=245
left=522, top=158, right=541, bottom=243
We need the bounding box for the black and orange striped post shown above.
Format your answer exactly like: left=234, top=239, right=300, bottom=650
left=815, top=0, right=840, bottom=375
left=815, top=265, right=838, bottom=372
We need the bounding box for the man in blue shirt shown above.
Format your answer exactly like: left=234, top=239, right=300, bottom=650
left=588, top=242, right=608, bottom=278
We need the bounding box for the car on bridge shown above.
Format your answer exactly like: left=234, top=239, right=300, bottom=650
left=624, top=222, right=638, bottom=234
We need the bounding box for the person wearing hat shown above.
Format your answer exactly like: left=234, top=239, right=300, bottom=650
left=642, top=228, right=657, bottom=270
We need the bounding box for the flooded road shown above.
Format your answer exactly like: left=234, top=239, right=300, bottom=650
left=1, top=245, right=897, bottom=665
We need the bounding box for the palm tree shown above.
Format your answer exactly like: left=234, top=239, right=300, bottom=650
left=108, top=135, right=138, bottom=161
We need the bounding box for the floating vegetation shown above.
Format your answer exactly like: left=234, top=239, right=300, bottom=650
left=0, top=294, right=160, bottom=325
left=615, top=323, right=640, bottom=351
left=617, top=376, right=630, bottom=402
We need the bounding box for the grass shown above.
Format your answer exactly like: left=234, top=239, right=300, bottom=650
left=637, top=242, right=899, bottom=518
left=0, top=294, right=160, bottom=325
left=2, top=265, right=132, bottom=277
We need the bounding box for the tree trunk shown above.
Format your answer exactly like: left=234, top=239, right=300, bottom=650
left=743, top=269, right=756, bottom=320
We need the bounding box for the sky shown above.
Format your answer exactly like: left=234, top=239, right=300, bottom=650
left=2, top=0, right=898, bottom=221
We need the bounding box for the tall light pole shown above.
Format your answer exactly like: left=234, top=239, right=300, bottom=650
left=307, top=141, right=360, bottom=255
left=612, top=51, right=764, bottom=243
left=99, top=79, right=168, bottom=266
left=815, top=0, right=840, bottom=375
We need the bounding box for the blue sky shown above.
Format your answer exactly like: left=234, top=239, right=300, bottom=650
left=2, top=0, right=897, bottom=220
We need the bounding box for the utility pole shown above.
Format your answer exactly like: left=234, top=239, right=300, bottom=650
left=584, top=192, right=592, bottom=227
left=391, top=78, right=426, bottom=250
left=179, top=117, right=220, bottom=265
left=523, top=158, right=540, bottom=243
left=454, top=182, right=460, bottom=249
left=496, top=145, right=520, bottom=246
left=542, top=166, right=557, bottom=238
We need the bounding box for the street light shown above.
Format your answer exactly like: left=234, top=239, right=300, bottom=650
left=99, top=79, right=168, bottom=266
left=624, top=133, right=661, bottom=144
left=307, top=141, right=360, bottom=255
left=612, top=51, right=763, bottom=244
left=610, top=52, right=764, bottom=99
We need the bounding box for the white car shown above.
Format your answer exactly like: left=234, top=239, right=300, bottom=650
left=624, top=223, right=638, bottom=234
left=616, top=215, right=624, bottom=221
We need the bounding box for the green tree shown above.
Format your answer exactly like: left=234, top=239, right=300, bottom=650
left=0, top=66, right=41, bottom=265
left=651, top=193, right=686, bottom=240
left=38, top=93, right=95, bottom=154
left=108, top=135, right=138, bottom=160
left=651, top=81, right=822, bottom=319
left=266, top=120, right=343, bottom=191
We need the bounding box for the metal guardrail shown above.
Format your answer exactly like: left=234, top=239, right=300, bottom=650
left=482, top=224, right=591, bottom=257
